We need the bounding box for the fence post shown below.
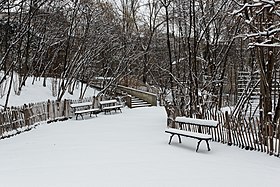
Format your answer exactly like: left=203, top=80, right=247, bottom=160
left=225, top=111, right=232, bottom=146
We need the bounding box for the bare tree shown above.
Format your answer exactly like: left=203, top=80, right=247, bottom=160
left=232, top=0, right=280, bottom=123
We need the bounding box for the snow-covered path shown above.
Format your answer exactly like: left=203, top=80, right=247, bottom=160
left=0, top=107, right=279, bottom=187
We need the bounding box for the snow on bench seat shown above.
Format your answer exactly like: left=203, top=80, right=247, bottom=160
left=175, top=117, right=218, bottom=127
left=165, top=128, right=212, bottom=140
left=102, top=105, right=122, bottom=114
left=75, top=108, right=101, bottom=120
left=70, top=102, right=92, bottom=108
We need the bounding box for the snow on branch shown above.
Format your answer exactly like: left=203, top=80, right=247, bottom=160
left=248, top=42, right=280, bottom=48
left=231, top=0, right=280, bottom=15
left=244, top=27, right=280, bottom=38
left=231, top=2, right=263, bottom=15
left=232, top=0, right=280, bottom=48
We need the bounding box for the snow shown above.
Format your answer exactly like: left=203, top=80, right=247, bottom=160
left=166, top=127, right=212, bottom=139
left=175, top=116, right=218, bottom=127
left=99, top=99, right=117, bottom=105
left=70, top=102, right=93, bottom=108
left=0, top=107, right=279, bottom=186
left=0, top=77, right=97, bottom=107
left=0, top=78, right=280, bottom=186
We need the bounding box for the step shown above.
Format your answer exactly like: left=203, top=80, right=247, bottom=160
left=131, top=99, right=148, bottom=104
left=131, top=99, right=145, bottom=103
left=118, top=92, right=152, bottom=108
left=131, top=103, right=152, bottom=108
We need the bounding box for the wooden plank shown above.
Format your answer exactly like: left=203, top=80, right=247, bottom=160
left=225, top=112, right=232, bottom=146
left=252, top=117, right=261, bottom=151
left=234, top=118, right=244, bottom=149
left=277, top=124, right=280, bottom=157
left=240, top=119, right=250, bottom=150
left=256, top=118, right=265, bottom=152
left=274, top=123, right=280, bottom=157
left=248, top=118, right=257, bottom=150
left=165, top=128, right=212, bottom=140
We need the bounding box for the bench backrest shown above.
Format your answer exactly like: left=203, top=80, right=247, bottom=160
left=70, top=102, right=92, bottom=108
left=99, top=99, right=117, bottom=105
left=175, top=117, right=218, bottom=127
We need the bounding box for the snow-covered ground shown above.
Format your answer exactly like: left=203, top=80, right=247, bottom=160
left=0, top=78, right=279, bottom=186
left=0, top=107, right=279, bottom=187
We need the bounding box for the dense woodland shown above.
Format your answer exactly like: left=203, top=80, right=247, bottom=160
left=0, top=0, right=280, bottom=125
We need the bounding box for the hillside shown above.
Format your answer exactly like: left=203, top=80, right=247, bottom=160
left=0, top=77, right=97, bottom=107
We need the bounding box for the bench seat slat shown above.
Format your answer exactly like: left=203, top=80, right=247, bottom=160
left=165, top=128, right=212, bottom=140
left=74, top=108, right=101, bottom=120
left=75, top=108, right=100, bottom=114
left=102, top=105, right=122, bottom=110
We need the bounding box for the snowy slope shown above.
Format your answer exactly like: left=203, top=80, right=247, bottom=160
left=0, top=77, right=97, bottom=107
left=0, top=106, right=279, bottom=187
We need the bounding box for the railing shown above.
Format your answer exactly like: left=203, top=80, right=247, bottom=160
left=116, top=85, right=157, bottom=107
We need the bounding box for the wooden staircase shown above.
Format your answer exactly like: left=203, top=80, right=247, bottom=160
left=116, top=85, right=157, bottom=108
left=131, top=96, right=152, bottom=108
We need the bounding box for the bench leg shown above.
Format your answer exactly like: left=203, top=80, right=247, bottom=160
left=177, top=134, right=182, bottom=143
left=76, top=114, right=83, bottom=120
left=168, top=134, right=174, bottom=144
left=196, top=140, right=211, bottom=152
left=89, top=112, right=98, bottom=117
left=196, top=140, right=202, bottom=152
left=168, top=134, right=181, bottom=144
left=206, top=140, right=211, bottom=151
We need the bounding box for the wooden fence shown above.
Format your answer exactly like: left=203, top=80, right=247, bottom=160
left=0, top=94, right=115, bottom=139
left=0, top=97, right=89, bottom=139
left=0, top=100, right=66, bottom=139
left=207, top=111, right=280, bottom=156
left=166, top=107, right=280, bottom=158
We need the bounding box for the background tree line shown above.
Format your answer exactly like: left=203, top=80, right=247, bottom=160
left=0, top=0, right=280, bottom=125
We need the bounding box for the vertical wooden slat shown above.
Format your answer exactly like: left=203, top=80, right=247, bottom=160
left=225, top=112, right=232, bottom=146
left=248, top=118, right=257, bottom=150
left=277, top=123, right=280, bottom=157
left=243, top=118, right=253, bottom=150
left=256, top=118, right=265, bottom=152
left=274, top=122, right=279, bottom=156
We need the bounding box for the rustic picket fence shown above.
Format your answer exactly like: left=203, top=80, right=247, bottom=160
left=205, top=110, right=280, bottom=157
left=0, top=97, right=84, bottom=139
left=166, top=107, right=280, bottom=158
left=0, top=94, right=115, bottom=139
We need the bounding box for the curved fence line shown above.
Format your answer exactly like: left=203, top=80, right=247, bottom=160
left=0, top=95, right=112, bottom=139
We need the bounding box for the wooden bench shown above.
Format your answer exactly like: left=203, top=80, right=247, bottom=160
left=102, top=105, right=122, bottom=114
left=70, top=102, right=92, bottom=112
left=70, top=102, right=101, bottom=120
left=99, top=99, right=122, bottom=114
left=165, top=117, right=218, bottom=152
left=74, top=108, right=101, bottom=120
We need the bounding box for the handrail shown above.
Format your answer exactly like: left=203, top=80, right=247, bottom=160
left=117, top=85, right=157, bottom=107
